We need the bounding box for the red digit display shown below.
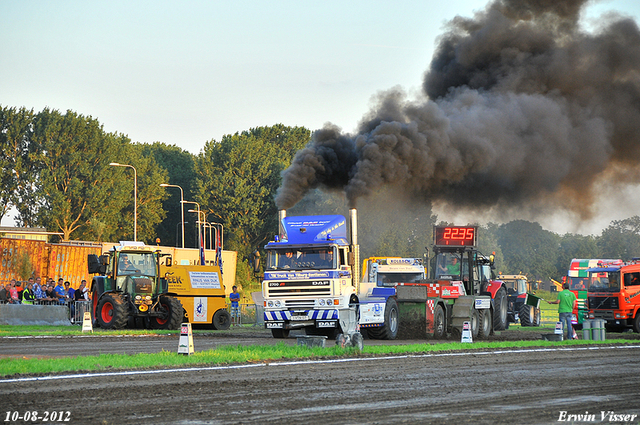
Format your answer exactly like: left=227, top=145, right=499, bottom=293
left=434, top=226, right=477, bottom=246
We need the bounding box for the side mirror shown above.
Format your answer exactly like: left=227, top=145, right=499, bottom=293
left=347, top=251, right=355, bottom=266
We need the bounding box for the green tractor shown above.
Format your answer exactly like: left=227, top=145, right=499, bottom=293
left=87, top=242, right=183, bottom=330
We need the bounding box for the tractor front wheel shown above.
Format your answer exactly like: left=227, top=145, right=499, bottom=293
left=478, top=308, right=492, bottom=338
left=96, top=293, right=128, bottom=330
left=150, top=296, right=183, bottom=330
left=519, top=304, right=534, bottom=327
left=493, top=287, right=508, bottom=331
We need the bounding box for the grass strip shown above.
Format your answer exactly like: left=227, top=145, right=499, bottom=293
left=1, top=338, right=635, bottom=378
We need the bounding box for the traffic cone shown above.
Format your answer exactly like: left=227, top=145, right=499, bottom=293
left=178, top=323, right=194, bottom=355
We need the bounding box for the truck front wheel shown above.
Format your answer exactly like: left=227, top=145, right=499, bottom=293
left=633, top=312, right=640, bottom=333
left=271, top=328, right=290, bottom=338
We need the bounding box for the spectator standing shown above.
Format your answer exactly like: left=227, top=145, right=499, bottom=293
left=230, top=285, right=240, bottom=326
left=0, top=283, right=8, bottom=303
left=9, top=279, right=20, bottom=304
left=22, top=282, right=36, bottom=305
left=44, top=283, right=57, bottom=303
left=547, top=282, right=578, bottom=340
left=34, top=279, right=45, bottom=300
left=74, top=281, right=89, bottom=301
left=54, top=278, right=67, bottom=303
left=65, top=281, right=75, bottom=300
left=15, top=281, right=24, bottom=302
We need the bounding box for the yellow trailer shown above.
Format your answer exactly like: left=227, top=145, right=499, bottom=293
left=161, top=263, right=231, bottom=330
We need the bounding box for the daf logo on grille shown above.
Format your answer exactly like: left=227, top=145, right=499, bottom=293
left=311, top=280, right=330, bottom=286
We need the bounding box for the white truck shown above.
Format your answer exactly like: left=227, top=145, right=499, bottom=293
left=262, top=210, right=360, bottom=339
left=358, top=257, right=426, bottom=339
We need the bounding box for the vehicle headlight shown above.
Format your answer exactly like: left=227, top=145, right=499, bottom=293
left=318, top=299, right=325, bottom=306
left=327, top=299, right=333, bottom=305
left=135, top=295, right=141, bottom=300
left=275, top=300, right=281, bottom=307
left=267, top=300, right=274, bottom=307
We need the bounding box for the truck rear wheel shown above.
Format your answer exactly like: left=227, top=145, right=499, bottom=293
left=519, top=304, right=534, bottom=327
left=212, top=309, right=231, bottom=330
left=433, top=304, right=446, bottom=339
left=369, top=298, right=399, bottom=340
left=478, top=308, right=492, bottom=338
left=150, top=296, right=182, bottom=330
left=96, top=293, right=128, bottom=330
left=493, top=287, right=508, bottom=331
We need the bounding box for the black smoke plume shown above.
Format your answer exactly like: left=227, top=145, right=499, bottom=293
left=276, top=0, right=640, bottom=219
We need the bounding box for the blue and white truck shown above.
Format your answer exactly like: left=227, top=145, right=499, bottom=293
left=262, top=210, right=361, bottom=338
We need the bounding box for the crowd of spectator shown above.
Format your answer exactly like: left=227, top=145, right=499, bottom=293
left=0, top=276, right=90, bottom=306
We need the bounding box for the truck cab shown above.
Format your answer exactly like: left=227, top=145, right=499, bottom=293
left=587, top=260, right=640, bottom=333
left=262, top=214, right=358, bottom=338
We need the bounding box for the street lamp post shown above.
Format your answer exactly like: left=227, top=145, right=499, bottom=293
left=188, top=208, right=206, bottom=248
left=160, top=183, right=185, bottom=248
left=182, top=201, right=202, bottom=262
left=110, top=162, right=137, bottom=241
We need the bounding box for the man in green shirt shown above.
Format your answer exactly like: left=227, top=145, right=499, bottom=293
left=548, top=282, right=578, bottom=339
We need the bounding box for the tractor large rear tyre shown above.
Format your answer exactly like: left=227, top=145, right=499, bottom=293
left=519, top=304, right=534, bottom=327
left=212, top=309, right=231, bottom=330
left=493, top=287, right=508, bottom=331
left=150, top=296, right=183, bottom=330
left=96, top=293, right=128, bottom=330
left=478, top=308, right=492, bottom=339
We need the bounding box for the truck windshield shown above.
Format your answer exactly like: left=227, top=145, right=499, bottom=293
left=376, top=273, right=423, bottom=286
left=266, top=248, right=336, bottom=271
left=568, top=277, right=587, bottom=291
left=588, top=271, right=620, bottom=293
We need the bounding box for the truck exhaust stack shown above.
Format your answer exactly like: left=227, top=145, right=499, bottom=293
left=278, top=210, right=286, bottom=240
left=349, top=208, right=360, bottom=291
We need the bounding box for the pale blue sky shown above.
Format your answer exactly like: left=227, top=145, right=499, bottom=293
left=2, top=0, right=638, bottom=154
left=1, top=0, right=640, bottom=233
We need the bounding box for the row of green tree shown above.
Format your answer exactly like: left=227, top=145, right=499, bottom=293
left=3, top=105, right=640, bottom=284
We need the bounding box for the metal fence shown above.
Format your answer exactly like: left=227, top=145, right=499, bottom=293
left=230, top=302, right=264, bottom=327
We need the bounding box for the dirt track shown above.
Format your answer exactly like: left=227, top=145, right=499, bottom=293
left=2, top=330, right=640, bottom=424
